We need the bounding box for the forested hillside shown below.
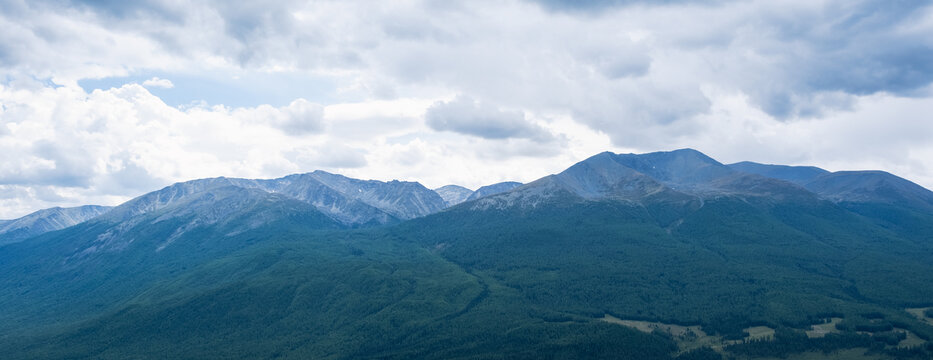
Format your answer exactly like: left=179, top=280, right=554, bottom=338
left=2, top=150, right=932, bottom=359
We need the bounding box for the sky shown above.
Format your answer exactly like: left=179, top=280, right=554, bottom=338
left=1, top=0, right=932, bottom=219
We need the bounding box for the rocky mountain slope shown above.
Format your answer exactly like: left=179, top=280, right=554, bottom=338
left=433, top=185, right=474, bottom=206
left=101, top=171, right=446, bottom=229
left=0, top=205, right=112, bottom=245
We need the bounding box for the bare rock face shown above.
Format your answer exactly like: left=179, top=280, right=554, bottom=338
left=0, top=205, right=112, bottom=245
left=434, top=185, right=474, bottom=207
left=100, top=171, right=448, bottom=230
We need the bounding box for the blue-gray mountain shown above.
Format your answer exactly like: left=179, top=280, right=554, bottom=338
left=729, top=161, right=933, bottom=211
left=728, top=161, right=830, bottom=185
left=729, top=161, right=933, bottom=236
left=433, top=185, right=474, bottom=206
left=2, top=149, right=932, bottom=360
left=464, top=181, right=523, bottom=201
left=101, top=171, right=448, bottom=229
left=471, top=150, right=819, bottom=212
left=0, top=205, right=111, bottom=246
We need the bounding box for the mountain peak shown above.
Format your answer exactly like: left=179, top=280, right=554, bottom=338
left=101, top=170, right=448, bottom=229
left=0, top=205, right=112, bottom=246
left=548, top=152, right=665, bottom=199
left=434, top=185, right=474, bottom=206
left=612, top=148, right=732, bottom=189
left=668, top=147, right=710, bottom=156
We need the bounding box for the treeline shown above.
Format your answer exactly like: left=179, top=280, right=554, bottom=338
left=726, top=328, right=872, bottom=358
left=675, top=347, right=722, bottom=360
left=881, top=342, right=933, bottom=360
left=725, top=327, right=933, bottom=359
left=835, top=316, right=894, bottom=333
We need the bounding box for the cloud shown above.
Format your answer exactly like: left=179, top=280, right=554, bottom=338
left=233, top=98, right=325, bottom=135
left=5, top=0, right=931, bottom=123
left=141, top=77, right=173, bottom=88
left=287, top=143, right=369, bottom=170
left=425, top=96, right=554, bottom=142
left=528, top=0, right=721, bottom=13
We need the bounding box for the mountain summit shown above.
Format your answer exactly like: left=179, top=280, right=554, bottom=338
left=101, top=171, right=447, bottom=229
left=0, top=205, right=112, bottom=246
left=433, top=185, right=474, bottom=206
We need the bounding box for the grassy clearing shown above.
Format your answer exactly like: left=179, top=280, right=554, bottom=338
left=600, top=314, right=723, bottom=352
left=806, top=317, right=843, bottom=338
left=600, top=315, right=777, bottom=355
left=743, top=326, right=775, bottom=341
left=600, top=315, right=702, bottom=337
left=893, top=327, right=926, bottom=348
left=718, top=326, right=777, bottom=347
left=905, top=307, right=933, bottom=325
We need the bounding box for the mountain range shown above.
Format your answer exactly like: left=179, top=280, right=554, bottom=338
left=0, top=171, right=527, bottom=243
left=0, top=205, right=112, bottom=246
left=1, top=149, right=932, bottom=360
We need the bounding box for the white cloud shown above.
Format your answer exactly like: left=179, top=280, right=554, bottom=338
left=141, top=77, right=174, bottom=88
left=232, top=98, right=325, bottom=135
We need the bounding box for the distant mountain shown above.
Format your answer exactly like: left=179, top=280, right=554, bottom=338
left=3, top=149, right=933, bottom=359
left=0, top=182, right=343, bottom=335
left=804, top=170, right=933, bottom=211
left=728, top=161, right=933, bottom=209
left=582, top=150, right=812, bottom=200
left=612, top=149, right=735, bottom=189
left=0, top=205, right=111, bottom=246
left=102, top=171, right=446, bottom=228
left=474, top=152, right=677, bottom=209
left=433, top=185, right=473, bottom=206
left=91, top=181, right=343, bottom=252
left=298, top=171, right=447, bottom=221
left=728, top=161, right=829, bottom=185
left=465, top=181, right=523, bottom=201
left=472, top=150, right=818, bottom=213
left=541, top=151, right=670, bottom=200
left=0, top=171, right=446, bottom=329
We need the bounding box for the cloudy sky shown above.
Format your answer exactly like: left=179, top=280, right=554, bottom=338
left=1, top=0, right=932, bottom=218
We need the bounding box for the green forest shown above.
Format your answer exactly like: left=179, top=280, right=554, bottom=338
left=1, top=184, right=932, bottom=359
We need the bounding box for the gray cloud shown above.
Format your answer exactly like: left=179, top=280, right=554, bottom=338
left=0, top=140, right=94, bottom=188
left=95, top=153, right=171, bottom=195
left=529, top=0, right=721, bottom=12
left=731, top=1, right=933, bottom=117
left=280, top=99, right=325, bottom=134
left=425, top=96, right=554, bottom=142
left=66, top=0, right=186, bottom=23
left=6, top=0, right=929, bottom=124
left=288, top=144, right=368, bottom=170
